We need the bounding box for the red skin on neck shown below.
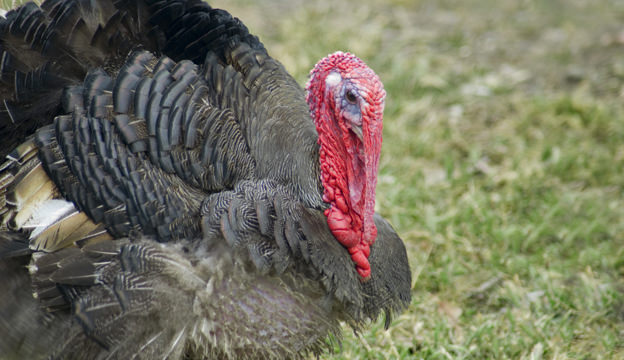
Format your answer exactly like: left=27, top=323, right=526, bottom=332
left=306, top=52, right=385, bottom=279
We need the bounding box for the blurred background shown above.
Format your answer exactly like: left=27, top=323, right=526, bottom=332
left=210, top=0, right=624, bottom=358
left=2, top=0, right=623, bottom=358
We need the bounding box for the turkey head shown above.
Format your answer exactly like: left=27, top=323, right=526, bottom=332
left=306, top=52, right=385, bottom=279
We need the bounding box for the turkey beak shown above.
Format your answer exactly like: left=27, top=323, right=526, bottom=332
left=351, top=125, right=363, bottom=142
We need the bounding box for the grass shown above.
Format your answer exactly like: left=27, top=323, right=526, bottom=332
left=211, top=0, right=624, bottom=358
left=2, top=0, right=623, bottom=358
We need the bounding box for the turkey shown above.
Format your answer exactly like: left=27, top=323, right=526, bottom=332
left=0, top=0, right=412, bottom=359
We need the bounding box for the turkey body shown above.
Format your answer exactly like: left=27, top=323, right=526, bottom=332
left=0, top=0, right=411, bottom=359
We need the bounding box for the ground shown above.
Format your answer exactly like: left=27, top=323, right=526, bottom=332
left=210, top=0, right=624, bottom=359
left=2, top=0, right=623, bottom=358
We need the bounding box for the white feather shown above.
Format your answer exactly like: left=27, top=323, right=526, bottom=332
left=325, top=71, right=342, bottom=87
left=24, top=199, right=78, bottom=239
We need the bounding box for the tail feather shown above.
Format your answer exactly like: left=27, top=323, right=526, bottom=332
left=0, top=136, right=112, bottom=256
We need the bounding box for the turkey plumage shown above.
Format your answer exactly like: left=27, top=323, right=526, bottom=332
left=0, top=0, right=411, bottom=358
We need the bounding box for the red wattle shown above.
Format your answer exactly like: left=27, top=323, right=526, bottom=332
left=334, top=193, right=348, bottom=213
left=361, top=243, right=370, bottom=258
left=350, top=248, right=368, bottom=268
left=357, top=267, right=371, bottom=279
left=352, top=244, right=371, bottom=279
left=326, top=207, right=359, bottom=248
left=327, top=205, right=372, bottom=279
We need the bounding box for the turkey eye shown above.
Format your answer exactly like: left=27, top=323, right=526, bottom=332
left=345, top=90, right=357, bottom=104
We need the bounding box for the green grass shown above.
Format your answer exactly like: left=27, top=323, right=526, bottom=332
left=1, top=0, right=623, bottom=358
left=212, top=0, right=624, bottom=358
